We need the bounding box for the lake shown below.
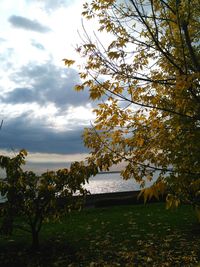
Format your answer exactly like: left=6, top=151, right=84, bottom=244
left=84, top=172, right=155, bottom=194
left=0, top=172, right=156, bottom=202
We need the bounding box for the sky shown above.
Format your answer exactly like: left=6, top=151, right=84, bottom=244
left=0, top=0, right=96, bottom=172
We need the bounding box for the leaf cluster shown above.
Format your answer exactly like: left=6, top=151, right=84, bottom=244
left=68, top=0, right=200, bottom=216
left=0, top=150, right=98, bottom=248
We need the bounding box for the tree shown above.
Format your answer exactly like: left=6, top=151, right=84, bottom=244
left=0, top=150, right=97, bottom=249
left=65, top=0, right=200, bottom=218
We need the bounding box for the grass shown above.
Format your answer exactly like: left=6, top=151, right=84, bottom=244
left=0, top=203, right=199, bottom=266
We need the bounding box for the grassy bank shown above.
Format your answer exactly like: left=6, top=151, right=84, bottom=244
left=0, top=203, right=199, bottom=266
left=84, top=190, right=166, bottom=207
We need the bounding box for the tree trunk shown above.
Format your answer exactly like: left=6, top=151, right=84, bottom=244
left=31, top=230, right=40, bottom=250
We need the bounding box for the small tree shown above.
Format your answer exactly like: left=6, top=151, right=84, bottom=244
left=64, top=0, right=200, bottom=219
left=0, top=150, right=97, bottom=249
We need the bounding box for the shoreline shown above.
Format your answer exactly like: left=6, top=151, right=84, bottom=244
left=85, top=190, right=166, bottom=208
left=0, top=190, right=166, bottom=209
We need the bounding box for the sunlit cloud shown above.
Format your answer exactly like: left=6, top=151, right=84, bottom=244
left=0, top=0, right=97, bottom=164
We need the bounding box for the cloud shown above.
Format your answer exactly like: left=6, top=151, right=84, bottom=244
left=24, top=161, right=71, bottom=174
left=0, top=37, right=6, bottom=43
left=3, top=62, right=90, bottom=108
left=0, top=60, right=96, bottom=155
left=2, top=88, right=35, bottom=103
left=0, top=112, right=88, bottom=154
left=31, top=40, right=45, bottom=50
left=26, top=0, right=73, bottom=12
left=42, top=0, right=71, bottom=11
left=8, top=15, right=51, bottom=33
left=0, top=48, right=15, bottom=70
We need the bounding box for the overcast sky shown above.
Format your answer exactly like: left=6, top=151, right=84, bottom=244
left=0, top=0, right=96, bottom=171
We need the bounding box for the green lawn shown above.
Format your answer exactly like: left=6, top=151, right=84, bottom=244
left=0, top=203, right=199, bottom=266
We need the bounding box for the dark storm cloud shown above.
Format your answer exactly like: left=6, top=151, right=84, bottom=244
left=0, top=61, right=94, bottom=154
left=8, top=15, right=51, bottom=33
left=3, top=88, right=35, bottom=103
left=3, top=62, right=90, bottom=108
left=0, top=113, right=87, bottom=154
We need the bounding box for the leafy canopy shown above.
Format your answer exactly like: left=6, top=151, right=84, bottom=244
left=0, top=150, right=97, bottom=249
left=66, top=0, right=200, bottom=214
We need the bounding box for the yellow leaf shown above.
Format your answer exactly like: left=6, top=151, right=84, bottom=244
left=74, top=84, right=84, bottom=91
left=63, top=59, right=75, bottom=67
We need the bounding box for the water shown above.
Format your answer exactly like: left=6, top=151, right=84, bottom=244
left=84, top=172, right=154, bottom=194
left=0, top=172, right=156, bottom=202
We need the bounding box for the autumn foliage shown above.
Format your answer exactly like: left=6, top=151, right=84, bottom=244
left=66, top=0, right=200, bottom=217
left=0, top=150, right=97, bottom=249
